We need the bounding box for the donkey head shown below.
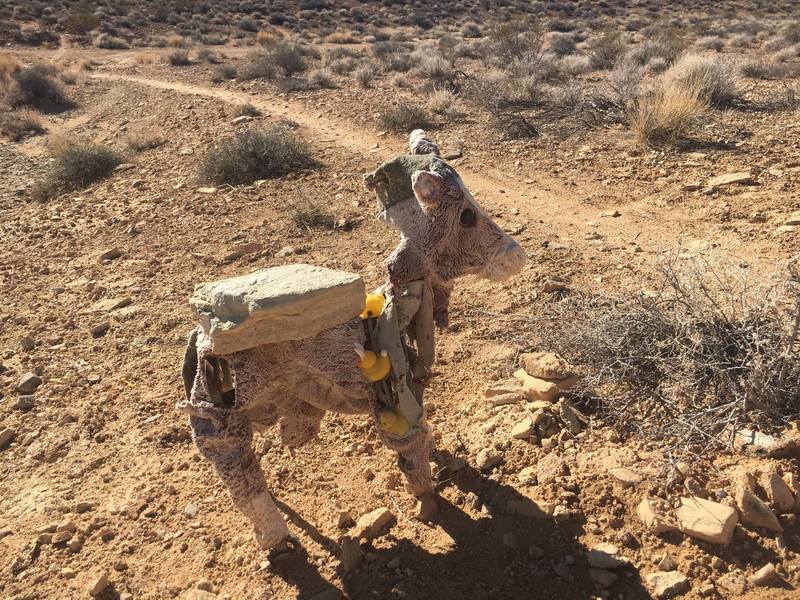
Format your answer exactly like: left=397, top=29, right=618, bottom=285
left=364, top=142, right=526, bottom=289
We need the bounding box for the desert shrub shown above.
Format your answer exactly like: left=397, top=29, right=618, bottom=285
left=65, top=8, right=99, bottom=35
left=354, top=64, right=376, bottom=88
left=326, top=30, right=358, bottom=44
left=240, top=50, right=276, bottom=80
left=32, top=143, right=121, bottom=200
left=308, top=67, right=336, bottom=88
left=166, top=49, right=190, bottom=66
left=648, top=56, right=669, bottom=73
left=3, top=65, right=72, bottom=113
left=774, top=45, right=800, bottom=63
left=328, top=57, right=358, bottom=74
left=545, top=32, right=576, bottom=56
left=588, top=30, right=627, bottom=70
left=382, top=53, right=414, bottom=73
left=559, top=54, right=591, bottom=76
left=695, top=35, right=724, bottom=51
left=241, top=42, right=306, bottom=78
left=134, top=52, right=155, bottom=64
left=781, top=23, right=800, bottom=44
left=664, top=54, right=739, bottom=108
left=199, top=126, right=316, bottom=185
left=94, top=33, right=128, bottom=49
left=167, top=35, right=188, bottom=48
left=233, top=103, right=261, bottom=117
left=290, top=199, right=336, bottom=230
left=238, top=16, right=258, bottom=32
left=427, top=88, right=464, bottom=120
left=271, top=41, right=307, bottom=76
left=416, top=54, right=456, bottom=90
left=210, top=63, right=236, bottom=82
left=629, top=27, right=686, bottom=68
left=0, top=56, right=22, bottom=79
left=540, top=255, right=800, bottom=449
left=391, top=73, right=411, bottom=88
left=196, top=47, right=220, bottom=63
left=125, top=127, right=164, bottom=151
left=379, top=103, right=432, bottom=132
left=739, top=58, right=800, bottom=80
left=462, top=23, right=482, bottom=38
left=484, top=19, right=544, bottom=66
left=629, top=82, right=707, bottom=145
left=728, top=33, right=753, bottom=48
left=0, top=109, right=45, bottom=141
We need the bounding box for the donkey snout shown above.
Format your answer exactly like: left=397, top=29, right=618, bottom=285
left=486, top=238, right=527, bottom=281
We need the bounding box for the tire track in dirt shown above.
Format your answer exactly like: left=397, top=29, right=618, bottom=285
left=89, top=71, right=778, bottom=271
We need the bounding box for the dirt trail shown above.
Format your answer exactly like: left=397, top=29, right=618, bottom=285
left=88, top=71, right=776, bottom=272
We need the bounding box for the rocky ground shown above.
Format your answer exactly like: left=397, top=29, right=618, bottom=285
left=1, top=32, right=800, bottom=600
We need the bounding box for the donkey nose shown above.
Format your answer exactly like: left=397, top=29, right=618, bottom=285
left=502, top=239, right=528, bottom=275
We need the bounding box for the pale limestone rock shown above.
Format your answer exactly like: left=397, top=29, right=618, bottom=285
left=484, top=378, right=522, bottom=397
left=707, top=172, right=754, bottom=187
left=537, top=451, right=567, bottom=485
left=519, top=352, right=573, bottom=380
left=475, top=448, right=503, bottom=471
left=608, top=468, right=642, bottom=488
left=637, top=498, right=676, bottom=534
left=759, top=469, right=795, bottom=513
left=513, top=369, right=559, bottom=402
left=675, top=496, right=738, bottom=544
left=511, top=417, right=534, bottom=440
left=645, top=571, right=689, bottom=598
left=354, top=507, right=394, bottom=540
left=586, top=543, right=628, bottom=569
left=88, top=569, right=109, bottom=597
left=505, top=497, right=553, bottom=519
left=518, top=466, right=537, bottom=485
left=190, top=265, right=365, bottom=354
left=736, top=487, right=782, bottom=532
left=751, top=563, right=779, bottom=587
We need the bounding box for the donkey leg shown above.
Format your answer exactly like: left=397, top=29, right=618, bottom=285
left=190, top=413, right=290, bottom=550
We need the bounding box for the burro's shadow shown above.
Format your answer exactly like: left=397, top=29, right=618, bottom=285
left=270, top=454, right=653, bottom=600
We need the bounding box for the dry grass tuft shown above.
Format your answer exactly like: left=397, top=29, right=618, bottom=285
left=379, top=102, right=433, bottom=132
left=32, top=142, right=122, bottom=200
left=0, top=109, right=45, bottom=141
left=663, top=54, right=739, bottom=108
left=629, top=82, right=707, bottom=145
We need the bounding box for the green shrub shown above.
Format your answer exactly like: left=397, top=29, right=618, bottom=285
left=199, top=126, right=316, bottom=185
left=379, top=103, right=433, bottom=132
left=32, top=143, right=121, bottom=200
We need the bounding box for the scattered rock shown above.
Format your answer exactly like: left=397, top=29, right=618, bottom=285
left=18, top=373, right=42, bottom=394
left=645, top=571, right=689, bottom=598
left=751, top=563, right=779, bottom=587
left=354, top=507, right=394, bottom=540
left=717, top=571, right=747, bottom=595
left=536, top=452, right=567, bottom=485
left=98, top=248, right=122, bottom=262
left=197, top=187, right=217, bottom=194
left=222, top=242, right=264, bottom=263
left=505, top=497, right=553, bottom=519
left=637, top=498, right=675, bottom=533
left=484, top=377, right=522, bottom=398
left=707, top=172, right=755, bottom=187
left=475, top=448, right=503, bottom=471
left=90, top=322, right=110, bottom=338
left=586, top=543, right=628, bottom=569
left=600, top=209, right=621, bottom=218
left=185, top=503, right=199, bottom=518
left=114, top=163, right=135, bottom=172
left=517, top=466, right=537, bottom=485
left=511, top=417, right=534, bottom=440
left=60, top=567, right=77, bottom=579
left=759, top=469, right=795, bottom=513
left=513, top=369, right=559, bottom=402
left=88, top=569, right=109, bottom=597
left=185, top=590, right=217, bottom=600
left=731, top=427, right=800, bottom=457
left=657, top=554, right=678, bottom=571
left=15, top=395, right=34, bottom=411
left=231, top=115, right=254, bottom=125
left=337, top=511, right=354, bottom=529
left=675, top=496, right=738, bottom=544
left=20, top=335, right=35, bottom=351
left=542, top=280, right=568, bottom=293
left=339, top=537, right=362, bottom=573
left=682, top=182, right=702, bottom=192
left=590, top=568, right=618, bottom=588
left=608, top=468, right=642, bottom=488
left=519, top=352, right=573, bottom=380
left=556, top=399, right=583, bottom=435
left=736, top=487, right=782, bottom=532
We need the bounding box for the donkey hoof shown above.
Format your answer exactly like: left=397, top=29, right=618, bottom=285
left=267, top=536, right=300, bottom=563
left=415, top=493, right=438, bottom=521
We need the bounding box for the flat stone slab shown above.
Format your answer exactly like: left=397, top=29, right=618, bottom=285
left=708, top=172, right=755, bottom=187
left=675, top=496, right=738, bottom=544
left=190, top=265, right=365, bottom=354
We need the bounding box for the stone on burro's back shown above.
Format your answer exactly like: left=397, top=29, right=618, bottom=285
left=190, top=265, right=365, bottom=354
left=675, top=496, right=738, bottom=544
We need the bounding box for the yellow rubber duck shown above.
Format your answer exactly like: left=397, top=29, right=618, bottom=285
left=360, top=292, right=386, bottom=320
left=354, top=345, right=391, bottom=382
left=379, top=408, right=411, bottom=436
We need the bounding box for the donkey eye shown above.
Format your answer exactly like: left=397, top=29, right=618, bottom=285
left=459, top=207, right=477, bottom=227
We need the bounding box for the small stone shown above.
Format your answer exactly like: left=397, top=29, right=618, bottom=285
left=231, top=115, right=253, bottom=125
left=354, top=507, right=394, bottom=540
left=751, top=563, right=779, bottom=587
left=586, top=543, right=627, bottom=569
left=536, top=451, right=567, bottom=485
left=645, top=571, right=689, bottom=598
left=75, top=501, right=93, bottom=513
left=730, top=427, right=800, bottom=457
left=759, top=469, right=795, bottom=513
left=0, top=428, right=14, bottom=449
left=185, top=503, right=199, bottom=518
left=186, top=591, right=217, bottom=600
left=337, top=511, right=354, bottom=529
left=542, top=280, right=568, bottom=293
left=61, top=567, right=77, bottom=579
left=20, top=335, right=35, bottom=351
left=600, top=209, right=621, bottom=218
left=51, top=530, right=72, bottom=544
left=682, top=182, right=702, bottom=192
left=15, top=395, right=35, bottom=411
left=717, top=571, right=747, bottom=595
left=90, top=322, right=110, bottom=338
left=637, top=498, right=676, bottom=534
left=556, top=399, right=583, bottom=434
left=339, top=536, right=362, bottom=573
left=196, top=579, right=214, bottom=592
left=484, top=378, right=522, bottom=398
left=87, top=569, right=109, bottom=597
left=197, top=187, right=217, bottom=194
left=98, top=248, right=122, bottom=262
left=675, top=496, right=738, bottom=544
left=505, top=497, right=553, bottom=519
left=513, top=369, right=559, bottom=402
left=608, top=468, right=642, bottom=488
left=511, top=417, right=534, bottom=440
left=475, top=448, right=503, bottom=471
left=707, top=171, right=755, bottom=187
left=657, top=554, right=678, bottom=571
left=518, top=466, right=537, bottom=485
left=415, top=493, right=437, bottom=521
left=736, top=487, right=782, bottom=532
left=519, top=352, right=573, bottom=380
left=590, top=568, right=618, bottom=588
left=18, top=372, right=42, bottom=394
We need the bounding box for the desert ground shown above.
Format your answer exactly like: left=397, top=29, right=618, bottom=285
left=1, top=1, right=800, bottom=599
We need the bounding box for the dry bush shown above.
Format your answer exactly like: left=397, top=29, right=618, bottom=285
left=32, top=142, right=121, bottom=201
left=0, top=109, right=45, bottom=141
left=199, top=126, right=316, bottom=185
left=196, top=47, right=220, bottom=64
left=271, top=41, right=307, bottom=76
left=0, top=56, right=22, bottom=79
left=325, top=30, right=358, bottom=44
left=166, top=49, right=190, bottom=66
left=739, top=58, right=800, bottom=80
left=695, top=36, right=724, bottom=51
left=125, top=127, right=164, bottom=152
left=484, top=19, right=544, bottom=66
left=628, top=26, right=686, bottom=68
left=539, top=255, right=800, bottom=451
left=774, top=45, right=800, bottom=63
left=664, top=54, right=739, bottom=108
left=2, top=65, right=72, bottom=113
left=354, top=64, right=376, bottom=88
left=588, top=30, right=627, bottom=70
left=289, top=199, right=336, bottom=231
left=233, top=103, right=261, bottom=117
left=427, top=88, right=465, bottom=120
left=559, top=55, right=591, bottom=76
left=211, top=63, right=236, bottom=82
left=545, top=32, right=576, bottom=56
left=65, top=9, right=99, bottom=35
left=241, top=42, right=306, bottom=79
left=134, top=52, right=155, bottom=65
left=462, top=23, right=482, bottom=39
left=308, top=67, right=336, bottom=89
left=728, top=33, right=753, bottom=48
left=94, top=33, right=129, bottom=49
left=416, top=53, right=457, bottom=90
left=378, top=102, right=432, bottom=133
left=629, top=82, right=707, bottom=145
left=167, top=35, right=188, bottom=48
left=391, top=73, right=411, bottom=88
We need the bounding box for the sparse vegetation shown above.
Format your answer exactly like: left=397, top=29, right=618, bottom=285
left=32, top=142, right=122, bottom=200
left=290, top=198, right=336, bottom=231
left=629, top=82, right=707, bottom=145
left=588, top=30, right=627, bottom=70
left=166, top=49, right=190, bottom=66
left=664, top=54, right=739, bottom=107
left=125, top=127, right=164, bottom=152
left=233, top=103, right=261, bottom=117
left=354, top=64, right=376, bottom=88
left=378, top=102, right=433, bottom=132
left=2, top=65, right=72, bottom=113
left=199, top=126, right=316, bottom=185
left=308, top=67, right=336, bottom=89
left=211, top=63, right=237, bottom=83
left=0, top=109, right=45, bottom=141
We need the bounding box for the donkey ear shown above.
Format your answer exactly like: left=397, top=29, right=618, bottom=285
left=411, top=170, right=446, bottom=211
